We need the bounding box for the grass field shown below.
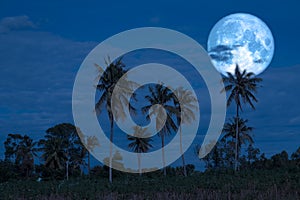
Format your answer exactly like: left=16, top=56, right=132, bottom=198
left=1, top=169, right=299, bottom=200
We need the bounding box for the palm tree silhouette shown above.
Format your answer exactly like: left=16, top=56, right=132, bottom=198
left=196, top=140, right=223, bottom=170
left=222, top=64, right=261, bottom=171
left=16, top=135, right=38, bottom=177
left=222, top=117, right=254, bottom=165
left=142, top=84, right=178, bottom=176
left=38, top=123, right=84, bottom=180
left=39, top=137, right=66, bottom=171
left=4, top=134, right=38, bottom=177
left=86, top=136, right=100, bottom=175
left=127, top=126, right=153, bottom=176
left=172, top=86, right=198, bottom=176
left=95, top=57, right=136, bottom=183
left=75, top=128, right=100, bottom=175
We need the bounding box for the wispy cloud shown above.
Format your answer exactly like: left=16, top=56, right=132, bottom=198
left=0, top=27, right=97, bottom=149
left=0, top=15, right=36, bottom=33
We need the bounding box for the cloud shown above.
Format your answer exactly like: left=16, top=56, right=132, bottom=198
left=0, top=15, right=36, bottom=33
left=0, top=29, right=98, bottom=154
left=289, top=116, right=300, bottom=125
left=0, top=29, right=97, bottom=156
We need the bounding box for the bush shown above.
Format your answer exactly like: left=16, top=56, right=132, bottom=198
left=0, top=160, right=17, bottom=182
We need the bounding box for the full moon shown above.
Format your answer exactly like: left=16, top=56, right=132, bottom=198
left=207, top=13, right=274, bottom=76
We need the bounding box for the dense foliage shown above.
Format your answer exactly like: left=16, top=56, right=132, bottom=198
left=1, top=129, right=299, bottom=199
left=0, top=166, right=299, bottom=199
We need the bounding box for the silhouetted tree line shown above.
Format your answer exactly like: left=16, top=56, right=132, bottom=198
left=1, top=123, right=87, bottom=182
left=0, top=123, right=299, bottom=183
left=198, top=140, right=300, bottom=172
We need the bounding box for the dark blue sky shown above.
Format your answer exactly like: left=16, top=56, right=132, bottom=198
left=0, top=0, right=299, bottom=168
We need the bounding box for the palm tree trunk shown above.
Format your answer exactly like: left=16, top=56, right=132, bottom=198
left=88, top=151, right=90, bottom=176
left=234, top=103, right=239, bottom=171
left=26, top=167, right=29, bottom=178
left=180, top=126, right=187, bottom=176
left=161, top=133, right=166, bottom=176
left=109, top=115, right=114, bottom=183
left=66, top=159, right=69, bottom=180
left=138, top=153, right=141, bottom=176
left=81, top=165, right=84, bottom=176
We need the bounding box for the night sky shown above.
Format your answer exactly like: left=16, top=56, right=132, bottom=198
left=0, top=0, right=299, bottom=168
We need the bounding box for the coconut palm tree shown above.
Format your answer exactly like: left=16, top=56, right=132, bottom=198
left=16, top=135, right=38, bottom=177
left=4, top=134, right=38, bottom=177
left=172, top=86, right=198, bottom=176
left=222, top=117, right=254, bottom=169
left=4, top=133, right=23, bottom=162
left=196, top=140, right=224, bottom=170
left=142, top=84, right=178, bottom=176
left=86, top=136, right=100, bottom=175
left=75, top=128, right=100, bottom=175
left=95, top=57, right=137, bottom=183
left=67, top=141, right=88, bottom=177
left=127, top=126, right=153, bottom=176
left=38, top=123, right=85, bottom=180
left=222, top=64, right=262, bottom=171
left=38, top=137, right=66, bottom=170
